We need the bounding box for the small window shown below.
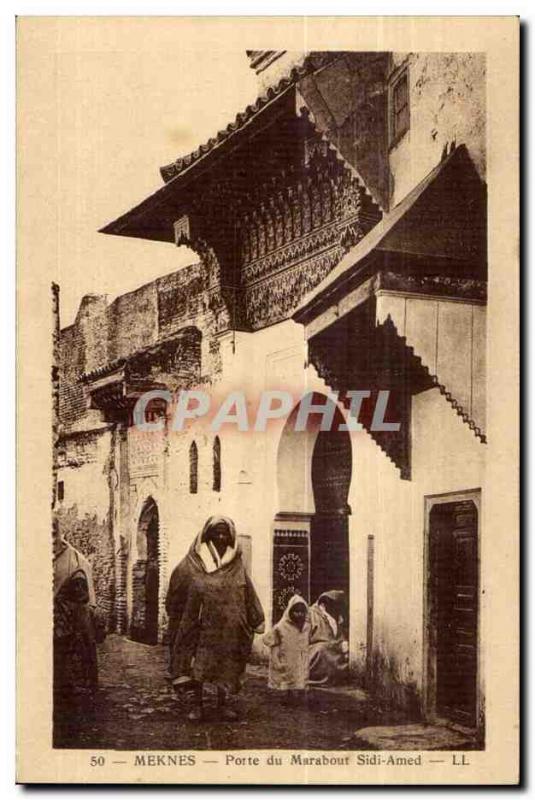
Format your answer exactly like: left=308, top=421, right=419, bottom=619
left=390, top=69, right=410, bottom=146
left=57, top=481, right=64, bottom=502
left=189, top=441, right=198, bottom=494
left=213, top=436, right=221, bottom=492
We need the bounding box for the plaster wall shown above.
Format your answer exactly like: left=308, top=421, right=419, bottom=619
left=389, top=52, right=486, bottom=207
left=347, top=385, right=485, bottom=713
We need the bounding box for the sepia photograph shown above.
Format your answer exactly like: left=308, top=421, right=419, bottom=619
left=16, top=15, right=519, bottom=785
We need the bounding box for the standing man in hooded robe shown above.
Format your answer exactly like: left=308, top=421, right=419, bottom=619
left=166, top=515, right=265, bottom=721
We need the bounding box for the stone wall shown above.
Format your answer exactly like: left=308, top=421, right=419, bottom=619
left=107, top=282, right=158, bottom=363
left=56, top=428, right=115, bottom=628
left=58, top=260, right=218, bottom=427
left=58, top=322, right=86, bottom=428
left=57, top=503, right=115, bottom=626
left=57, top=260, right=223, bottom=637
left=156, top=263, right=223, bottom=381
left=157, top=264, right=206, bottom=336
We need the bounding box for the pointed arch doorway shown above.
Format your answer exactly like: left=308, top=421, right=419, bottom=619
left=131, top=498, right=160, bottom=645
left=274, top=394, right=352, bottom=624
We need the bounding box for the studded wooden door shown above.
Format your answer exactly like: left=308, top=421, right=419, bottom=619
left=429, top=499, right=479, bottom=728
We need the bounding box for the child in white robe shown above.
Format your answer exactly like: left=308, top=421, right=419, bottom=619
left=263, top=594, right=310, bottom=705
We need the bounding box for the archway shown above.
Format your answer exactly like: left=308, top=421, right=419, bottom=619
left=310, top=427, right=352, bottom=610
left=130, top=498, right=160, bottom=645
left=274, top=394, right=352, bottom=624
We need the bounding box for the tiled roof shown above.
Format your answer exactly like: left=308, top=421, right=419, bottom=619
left=80, top=357, right=126, bottom=384
left=100, top=52, right=367, bottom=242
left=81, top=328, right=200, bottom=384
left=246, top=50, right=287, bottom=74
left=159, top=53, right=338, bottom=184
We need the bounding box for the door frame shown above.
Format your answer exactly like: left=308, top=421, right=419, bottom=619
left=130, top=497, right=160, bottom=644
left=423, top=488, right=481, bottom=730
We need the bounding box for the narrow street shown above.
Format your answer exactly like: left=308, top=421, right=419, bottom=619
left=55, top=635, right=374, bottom=751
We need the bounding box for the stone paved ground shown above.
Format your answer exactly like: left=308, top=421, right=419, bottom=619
left=351, top=724, right=479, bottom=751
left=55, top=635, right=478, bottom=752
left=54, top=635, right=374, bottom=751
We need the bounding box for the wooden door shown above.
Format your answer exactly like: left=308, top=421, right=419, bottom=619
left=310, top=428, right=351, bottom=608
left=429, top=499, right=478, bottom=727
left=131, top=503, right=160, bottom=645
left=310, top=513, right=349, bottom=604
left=144, top=514, right=160, bottom=645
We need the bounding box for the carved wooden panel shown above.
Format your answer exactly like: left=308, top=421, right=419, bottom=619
left=237, top=144, right=381, bottom=328
left=272, top=528, right=310, bottom=623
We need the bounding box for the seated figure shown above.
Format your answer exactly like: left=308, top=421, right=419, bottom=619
left=308, top=590, right=349, bottom=685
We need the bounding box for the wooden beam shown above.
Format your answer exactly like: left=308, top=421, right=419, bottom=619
left=304, top=276, right=375, bottom=339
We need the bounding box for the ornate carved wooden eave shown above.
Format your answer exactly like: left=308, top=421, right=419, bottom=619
left=100, top=80, right=383, bottom=333
left=81, top=328, right=201, bottom=423
left=101, top=86, right=305, bottom=333
left=235, top=114, right=382, bottom=329
left=100, top=86, right=305, bottom=243
left=170, top=104, right=384, bottom=331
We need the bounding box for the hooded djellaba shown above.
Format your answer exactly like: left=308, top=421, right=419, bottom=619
left=308, top=590, right=349, bottom=685
left=165, top=516, right=265, bottom=721
left=53, top=519, right=107, bottom=745
left=263, top=594, right=310, bottom=699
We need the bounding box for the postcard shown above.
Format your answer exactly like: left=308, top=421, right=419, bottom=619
left=17, top=15, right=519, bottom=784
